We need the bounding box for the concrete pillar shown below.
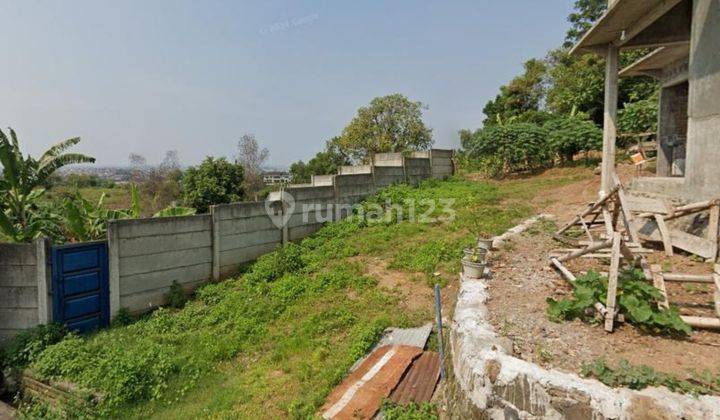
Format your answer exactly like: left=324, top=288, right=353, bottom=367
left=601, top=44, right=619, bottom=196
left=35, top=237, right=51, bottom=324
left=108, top=221, right=121, bottom=317
left=210, top=205, right=221, bottom=281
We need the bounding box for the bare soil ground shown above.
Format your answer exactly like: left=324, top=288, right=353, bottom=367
left=484, top=165, right=720, bottom=381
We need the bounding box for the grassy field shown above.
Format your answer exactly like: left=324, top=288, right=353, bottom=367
left=21, top=169, right=590, bottom=418
left=42, top=185, right=131, bottom=209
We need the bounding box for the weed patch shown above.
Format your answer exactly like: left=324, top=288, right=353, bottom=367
left=581, top=359, right=720, bottom=396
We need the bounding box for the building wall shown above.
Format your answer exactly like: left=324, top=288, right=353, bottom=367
left=0, top=244, right=39, bottom=344
left=658, top=82, right=689, bottom=177
left=683, top=0, right=720, bottom=199
left=112, top=215, right=213, bottom=314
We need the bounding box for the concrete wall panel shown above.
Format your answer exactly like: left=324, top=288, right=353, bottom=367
left=114, top=215, right=214, bottom=314
left=404, top=157, right=432, bottom=185
left=213, top=201, right=283, bottom=278
left=374, top=153, right=404, bottom=167
left=0, top=243, right=39, bottom=344
left=117, top=215, right=211, bottom=239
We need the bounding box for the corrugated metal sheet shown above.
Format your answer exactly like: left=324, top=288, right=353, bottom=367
left=321, top=345, right=422, bottom=420
left=389, top=351, right=440, bottom=405
left=351, top=324, right=432, bottom=372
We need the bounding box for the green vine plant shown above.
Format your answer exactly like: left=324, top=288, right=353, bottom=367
left=581, top=359, right=720, bottom=396
left=546, top=269, right=691, bottom=336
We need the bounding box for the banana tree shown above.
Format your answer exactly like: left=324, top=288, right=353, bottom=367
left=0, top=128, right=95, bottom=242
left=63, top=183, right=196, bottom=242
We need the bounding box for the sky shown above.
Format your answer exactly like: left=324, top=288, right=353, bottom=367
left=1, top=0, right=576, bottom=168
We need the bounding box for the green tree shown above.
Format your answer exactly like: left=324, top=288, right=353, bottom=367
left=289, top=137, right=350, bottom=183
left=482, top=59, right=547, bottom=126
left=338, top=94, right=433, bottom=162
left=0, top=128, right=95, bottom=242
left=564, top=0, right=607, bottom=47
left=546, top=48, right=657, bottom=124
left=181, top=157, right=244, bottom=213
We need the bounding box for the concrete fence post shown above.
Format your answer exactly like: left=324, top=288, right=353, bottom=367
left=281, top=187, right=289, bottom=244
left=107, top=221, right=121, bottom=317
left=210, top=205, right=221, bottom=281
left=401, top=155, right=408, bottom=183
left=35, top=237, right=51, bottom=324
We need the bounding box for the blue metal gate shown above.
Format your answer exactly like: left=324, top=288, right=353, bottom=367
left=51, top=241, right=110, bottom=333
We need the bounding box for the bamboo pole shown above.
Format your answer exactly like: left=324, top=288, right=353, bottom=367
left=680, top=316, right=720, bottom=330
left=662, top=273, right=714, bottom=283
left=557, top=238, right=613, bottom=263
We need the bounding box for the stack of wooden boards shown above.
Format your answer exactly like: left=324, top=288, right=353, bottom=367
left=550, top=174, right=720, bottom=332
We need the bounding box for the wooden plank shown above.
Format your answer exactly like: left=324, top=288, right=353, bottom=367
left=714, top=264, right=720, bottom=318
left=556, top=186, right=619, bottom=235
left=669, top=229, right=717, bottom=259
left=602, top=207, right=614, bottom=237
left=651, top=265, right=669, bottom=310
left=605, top=232, right=621, bottom=332
left=616, top=188, right=641, bottom=244
left=654, top=214, right=674, bottom=257
left=634, top=220, right=718, bottom=259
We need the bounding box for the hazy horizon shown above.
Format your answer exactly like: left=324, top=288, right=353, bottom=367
left=2, top=0, right=574, bottom=167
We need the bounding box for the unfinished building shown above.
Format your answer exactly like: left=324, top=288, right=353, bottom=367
left=572, top=0, right=720, bottom=200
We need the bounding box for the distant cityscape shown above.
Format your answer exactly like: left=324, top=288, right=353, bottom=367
left=58, top=165, right=291, bottom=184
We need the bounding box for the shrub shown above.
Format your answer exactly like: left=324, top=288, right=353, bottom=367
left=166, top=281, right=187, bottom=309
left=462, top=122, right=551, bottom=176
left=110, top=308, right=135, bottom=328
left=181, top=157, right=245, bottom=213
left=1, top=323, right=68, bottom=370
left=544, top=114, right=602, bottom=162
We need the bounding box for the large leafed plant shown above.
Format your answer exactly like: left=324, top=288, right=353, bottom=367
left=0, top=128, right=95, bottom=242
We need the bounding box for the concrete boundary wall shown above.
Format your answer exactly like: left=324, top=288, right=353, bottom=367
left=285, top=185, right=336, bottom=241
left=446, top=216, right=720, bottom=419
left=0, top=240, right=50, bottom=344
left=430, top=149, right=454, bottom=180
left=212, top=202, right=282, bottom=279
left=109, top=215, right=213, bottom=315
left=1, top=149, right=455, bottom=330
left=403, top=157, right=432, bottom=186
